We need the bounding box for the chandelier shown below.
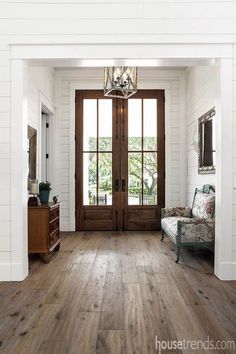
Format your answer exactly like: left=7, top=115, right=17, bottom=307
left=104, top=66, right=137, bottom=99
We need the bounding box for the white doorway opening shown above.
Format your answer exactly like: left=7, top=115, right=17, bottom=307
left=10, top=44, right=233, bottom=281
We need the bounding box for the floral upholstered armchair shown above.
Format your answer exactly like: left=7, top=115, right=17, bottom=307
left=161, top=184, right=215, bottom=263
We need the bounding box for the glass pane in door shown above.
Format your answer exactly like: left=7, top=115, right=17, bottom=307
left=143, top=152, right=157, bottom=205
left=99, top=99, right=112, bottom=151
left=83, top=98, right=113, bottom=206
left=128, top=99, right=142, bottom=151
left=83, top=152, right=97, bottom=205
left=83, top=99, right=97, bottom=151
left=128, top=98, right=158, bottom=206
left=143, top=99, right=157, bottom=151
left=128, top=153, right=142, bottom=205
left=98, top=153, right=112, bottom=205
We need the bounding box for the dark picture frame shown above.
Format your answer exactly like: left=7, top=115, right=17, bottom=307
left=28, top=125, right=37, bottom=181
left=198, top=107, right=216, bottom=174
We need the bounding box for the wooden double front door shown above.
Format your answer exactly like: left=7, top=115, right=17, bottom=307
left=75, top=90, right=165, bottom=231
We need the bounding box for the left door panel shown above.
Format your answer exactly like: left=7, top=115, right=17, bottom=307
left=75, top=90, right=115, bottom=230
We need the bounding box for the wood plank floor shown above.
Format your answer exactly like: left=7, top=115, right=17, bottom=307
left=0, top=231, right=236, bottom=354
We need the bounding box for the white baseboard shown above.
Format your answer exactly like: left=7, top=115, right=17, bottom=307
left=0, top=262, right=28, bottom=281
left=60, top=222, right=71, bottom=232
left=215, top=262, right=236, bottom=280
left=232, top=262, right=236, bottom=279
left=0, top=263, right=11, bottom=281
left=11, top=262, right=28, bottom=281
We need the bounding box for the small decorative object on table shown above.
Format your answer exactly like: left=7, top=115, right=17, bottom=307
left=39, top=181, right=52, bottom=204
left=53, top=195, right=58, bottom=204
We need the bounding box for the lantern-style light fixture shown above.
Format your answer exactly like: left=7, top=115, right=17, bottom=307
left=104, top=66, right=137, bottom=99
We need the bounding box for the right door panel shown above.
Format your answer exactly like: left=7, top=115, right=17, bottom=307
left=122, top=90, right=165, bottom=230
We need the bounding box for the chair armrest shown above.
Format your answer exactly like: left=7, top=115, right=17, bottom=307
left=161, top=207, right=192, bottom=218
left=177, top=218, right=215, bottom=243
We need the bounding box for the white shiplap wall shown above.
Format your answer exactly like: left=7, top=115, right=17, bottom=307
left=54, top=68, right=186, bottom=231
left=1, top=1, right=236, bottom=49
left=186, top=66, right=217, bottom=206
left=1, top=1, right=236, bottom=45
left=28, top=67, right=54, bottom=130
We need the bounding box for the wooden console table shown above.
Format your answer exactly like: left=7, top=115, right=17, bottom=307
left=28, top=202, right=61, bottom=263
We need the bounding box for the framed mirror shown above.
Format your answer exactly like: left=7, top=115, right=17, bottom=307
left=27, top=125, right=37, bottom=182
left=198, top=107, right=216, bottom=174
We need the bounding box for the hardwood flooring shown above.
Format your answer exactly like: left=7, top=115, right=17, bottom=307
left=0, top=231, right=236, bottom=354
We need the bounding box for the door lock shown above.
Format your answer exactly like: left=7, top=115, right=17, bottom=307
left=122, top=179, right=126, bottom=192
left=114, top=179, right=120, bottom=192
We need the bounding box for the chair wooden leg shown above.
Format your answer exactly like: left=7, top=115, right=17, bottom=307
left=161, top=229, right=164, bottom=241
left=175, top=244, right=180, bottom=263
left=210, top=242, right=215, bottom=254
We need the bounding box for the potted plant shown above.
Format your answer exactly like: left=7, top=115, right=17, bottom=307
left=39, top=181, right=52, bottom=204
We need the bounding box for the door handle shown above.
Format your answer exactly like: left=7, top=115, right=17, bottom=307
left=114, top=179, right=120, bottom=192
left=122, top=179, right=126, bottom=192
left=114, top=179, right=125, bottom=192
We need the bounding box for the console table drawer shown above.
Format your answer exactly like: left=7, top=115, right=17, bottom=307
left=49, top=217, right=59, bottom=234
left=49, top=206, right=59, bottom=221
left=49, top=230, right=60, bottom=247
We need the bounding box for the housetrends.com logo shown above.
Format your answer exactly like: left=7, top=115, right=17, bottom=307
left=155, top=336, right=235, bottom=353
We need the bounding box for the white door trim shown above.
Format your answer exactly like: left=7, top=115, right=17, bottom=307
left=11, top=59, right=29, bottom=280
left=68, top=81, right=173, bottom=232
left=215, top=58, right=233, bottom=279
left=38, top=91, right=55, bottom=183
left=11, top=43, right=233, bottom=60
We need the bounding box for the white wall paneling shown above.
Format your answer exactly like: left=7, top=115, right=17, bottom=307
left=28, top=67, right=54, bottom=131
left=2, top=2, right=236, bottom=20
